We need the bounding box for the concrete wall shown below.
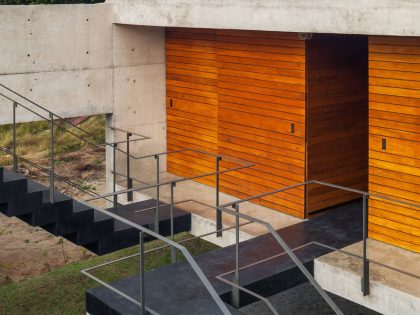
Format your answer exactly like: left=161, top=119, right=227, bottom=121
left=108, top=0, right=420, bottom=37
left=0, top=4, right=113, bottom=124
left=0, top=5, right=167, bottom=187
left=110, top=24, right=166, bottom=185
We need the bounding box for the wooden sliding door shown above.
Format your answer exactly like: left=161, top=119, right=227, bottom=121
left=166, top=28, right=370, bottom=220
left=215, top=30, right=306, bottom=218
left=368, top=36, right=420, bottom=253
left=166, top=28, right=218, bottom=187
left=166, top=28, right=307, bottom=218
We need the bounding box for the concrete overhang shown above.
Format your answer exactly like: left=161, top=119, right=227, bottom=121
left=107, top=0, right=420, bottom=37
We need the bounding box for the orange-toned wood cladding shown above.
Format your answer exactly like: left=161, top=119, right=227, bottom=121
left=166, top=28, right=307, bottom=217
left=166, top=29, right=370, bottom=220
left=369, top=36, right=420, bottom=253
left=166, top=28, right=218, bottom=187
left=216, top=30, right=306, bottom=218
left=306, top=35, right=368, bottom=212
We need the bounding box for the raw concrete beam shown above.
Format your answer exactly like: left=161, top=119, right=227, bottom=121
left=108, top=0, right=420, bottom=37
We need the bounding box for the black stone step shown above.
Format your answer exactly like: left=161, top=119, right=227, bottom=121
left=87, top=200, right=363, bottom=314
left=0, top=167, right=192, bottom=256
left=87, top=270, right=244, bottom=315
left=0, top=170, right=28, bottom=203
left=31, top=192, right=74, bottom=227
left=75, top=211, right=115, bottom=246
left=106, top=200, right=192, bottom=237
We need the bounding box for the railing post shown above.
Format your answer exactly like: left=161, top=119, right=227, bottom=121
left=232, top=203, right=240, bottom=308
left=113, top=143, right=117, bottom=207
left=154, top=155, right=160, bottom=234
left=12, top=102, right=17, bottom=172
left=170, top=182, right=176, bottom=264
left=216, top=156, right=222, bottom=237
left=362, top=194, right=370, bottom=296
left=139, top=231, right=146, bottom=315
left=126, top=132, right=133, bottom=202
left=49, top=113, right=55, bottom=204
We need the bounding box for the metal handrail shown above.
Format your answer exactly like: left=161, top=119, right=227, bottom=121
left=89, top=161, right=253, bottom=200
left=217, top=180, right=420, bottom=314
left=85, top=148, right=254, bottom=238
left=217, top=203, right=344, bottom=314
left=110, top=126, right=151, bottom=140
left=216, top=239, right=420, bottom=314
left=0, top=148, right=118, bottom=206
left=0, top=84, right=140, bottom=155
left=79, top=199, right=231, bottom=315
left=0, top=84, right=151, bottom=206
left=0, top=90, right=146, bottom=159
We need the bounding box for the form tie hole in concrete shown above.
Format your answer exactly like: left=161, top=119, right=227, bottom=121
left=27, top=54, right=30, bottom=57
left=86, top=51, right=89, bottom=54
left=132, top=48, right=135, bottom=52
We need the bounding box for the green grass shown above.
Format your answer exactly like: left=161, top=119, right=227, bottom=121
left=0, top=115, right=105, bottom=165
left=0, top=232, right=218, bottom=315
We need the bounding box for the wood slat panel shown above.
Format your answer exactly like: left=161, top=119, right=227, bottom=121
left=368, top=36, right=420, bottom=253
left=166, top=29, right=218, bottom=185
left=215, top=29, right=307, bottom=217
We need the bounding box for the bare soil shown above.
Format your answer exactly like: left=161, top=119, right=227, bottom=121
left=0, top=148, right=106, bottom=286
left=0, top=214, right=95, bottom=286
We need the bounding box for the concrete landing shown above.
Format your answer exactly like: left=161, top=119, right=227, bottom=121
left=314, top=239, right=420, bottom=315
left=86, top=199, right=364, bottom=314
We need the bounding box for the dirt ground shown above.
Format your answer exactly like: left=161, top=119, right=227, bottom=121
left=0, top=148, right=107, bottom=285
left=0, top=213, right=95, bottom=286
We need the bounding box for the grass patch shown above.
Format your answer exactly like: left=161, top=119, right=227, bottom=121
left=0, top=115, right=105, bottom=165
left=0, top=232, right=218, bottom=315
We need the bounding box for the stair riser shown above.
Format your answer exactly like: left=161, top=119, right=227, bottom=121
left=54, top=212, right=94, bottom=236
left=1, top=168, right=192, bottom=256
left=31, top=200, right=74, bottom=227
left=98, top=227, right=141, bottom=255
left=75, top=219, right=115, bottom=246
left=2, top=191, right=45, bottom=216
left=0, top=180, right=28, bottom=203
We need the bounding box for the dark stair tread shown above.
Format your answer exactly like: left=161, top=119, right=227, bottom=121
left=93, top=210, right=113, bottom=223
left=2, top=169, right=26, bottom=182
left=87, top=200, right=364, bottom=314
left=0, top=168, right=192, bottom=256
left=87, top=267, right=244, bottom=315
left=72, top=200, right=93, bottom=213
left=107, top=199, right=163, bottom=212
left=51, top=191, right=72, bottom=203
left=113, top=219, right=134, bottom=232
left=27, top=180, right=48, bottom=194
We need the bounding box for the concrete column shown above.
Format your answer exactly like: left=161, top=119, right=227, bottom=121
left=111, top=25, right=166, bottom=194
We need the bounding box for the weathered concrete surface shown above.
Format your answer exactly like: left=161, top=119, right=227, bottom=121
left=110, top=25, right=166, bottom=180
left=0, top=4, right=113, bottom=123
left=0, top=69, right=113, bottom=124
left=108, top=0, right=420, bottom=37
left=314, top=239, right=420, bottom=315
